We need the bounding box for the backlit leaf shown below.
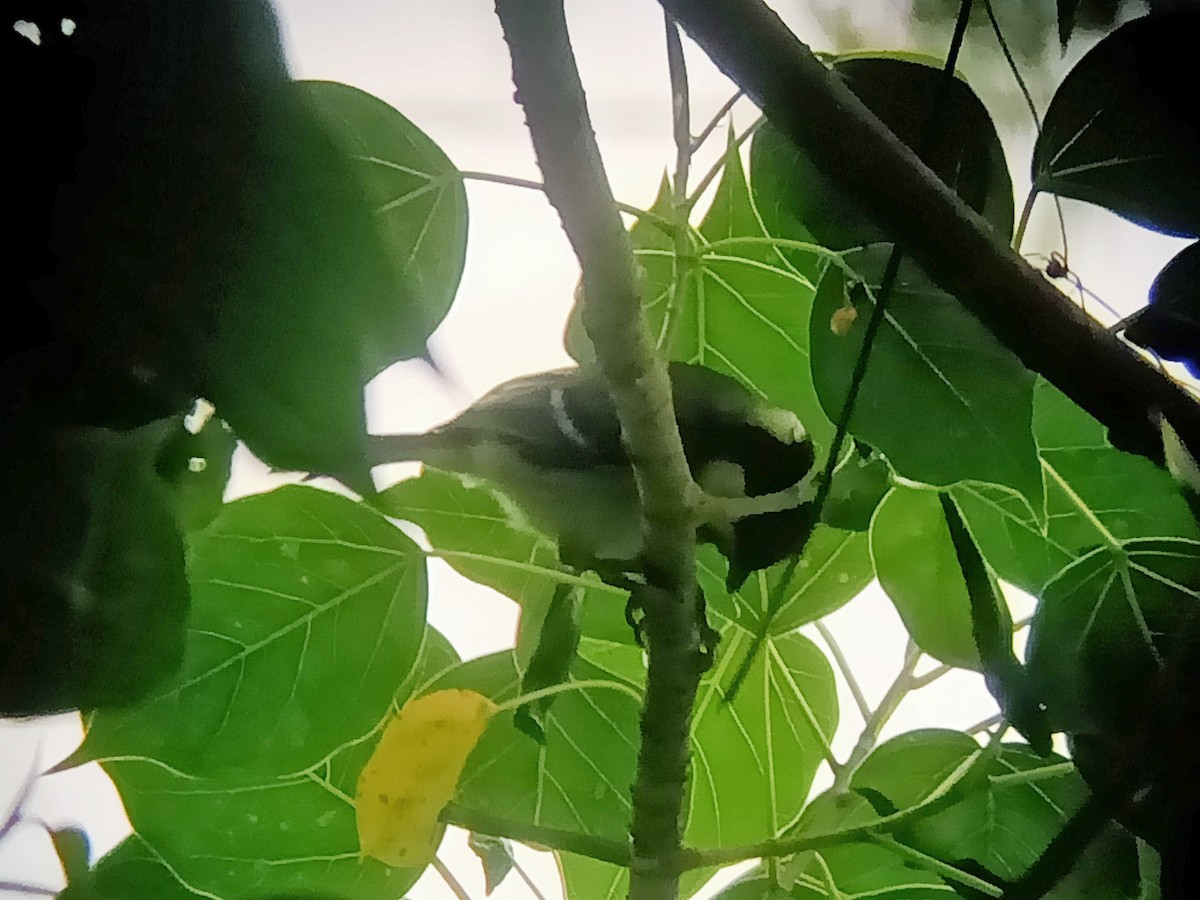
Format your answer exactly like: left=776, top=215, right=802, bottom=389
left=811, top=246, right=1042, bottom=509
left=1034, top=14, right=1200, bottom=237
left=76, top=486, right=427, bottom=777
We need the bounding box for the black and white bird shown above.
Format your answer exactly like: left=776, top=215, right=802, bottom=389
left=369, top=362, right=817, bottom=591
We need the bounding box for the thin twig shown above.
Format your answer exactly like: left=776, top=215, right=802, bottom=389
left=510, top=853, right=550, bottom=900
left=458, top=170, right=673, bottom=231
left=837, top=642, right=922, bottom=788
left=443, top=802, right=629, bottom=867
left=432, top=856, right=472, bottom=900
left=692, top=89, right=745, bottom=151
left=685, top=115, right=764, bottom=209
left=814, top=621, right=871, bottom=722
left=982, top=0, right=1069, bottom=262
left=966, top=711, right=1005, bottom=735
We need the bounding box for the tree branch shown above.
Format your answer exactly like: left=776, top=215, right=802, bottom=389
left=493, top=3, right=705, bottom=897
left=655, top=0, right=1200, bottom=463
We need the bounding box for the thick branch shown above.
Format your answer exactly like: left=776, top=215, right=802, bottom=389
left=656, top=0, right=1200, bottom=462
left=494, top=3, right=704, bottom=898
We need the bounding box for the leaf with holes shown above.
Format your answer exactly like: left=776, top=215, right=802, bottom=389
left=955, top=381, right=1199, bottom=595
left=1026, top=537, right=1200, bottom=735
left=811, top=245, right=1041, bottom=509
left=74, top=486, right=428, bottom=777
left=1033, top=14, right=1200, bottom=237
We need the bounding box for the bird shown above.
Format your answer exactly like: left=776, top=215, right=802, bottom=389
left=368, top=362, right=817, bottom=592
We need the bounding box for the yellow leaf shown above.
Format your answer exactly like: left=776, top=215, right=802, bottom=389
left=356, top=688, right=497, bottom=867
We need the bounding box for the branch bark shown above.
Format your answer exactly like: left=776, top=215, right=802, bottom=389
left=493, top=3, right=704, bottom=897
left=655, top=0, right=1200, bottom=462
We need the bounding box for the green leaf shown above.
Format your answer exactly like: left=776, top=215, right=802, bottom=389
left=822, top=448, right=892, bottom=532
left=1033, top=14, right=1200, bottom=237
left=956, top=381, right=1200, bottom=594
left=0, top=421, right=188, bottom=716
left=433, top=625, right=835, bottom=855
left=1026, top=537, right=1200, bottom=735
left=302, top=80, right=469, bottom=368
left=428, top=649, right=641, bottom=846
left=696, top=527, right=872, bottom=638
left=58, top=835, right=198, bottom=900
left=377, top=468, right=570, bottom=606
left=557, top=855, right=717, bottom=900
left=101, top=757, right=418, bottom=900
left=789, top=842, right=951, bottom=898
left=940, top=495, right=1050, bottom=755
left=709, top=873, right=791, bottom=898
left=871, top=488, right=981, bottom=669
left=567, top=148, right=835, bottom=450
left=811, top=246, right=1042, bottom=509
left=689, top=630, right=838, bottom=848
left=836, top=731, right=1090, bottom=884
left=750, top=56, right=1014, bottom=248
left=77, top=486, right=427, bottom=777
left=515, top=583, right=584, bottom=744
left=468, top=832, right=516, bottom=895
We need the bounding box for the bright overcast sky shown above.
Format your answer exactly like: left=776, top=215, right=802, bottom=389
left=1, top=3, right=1191, bottom=899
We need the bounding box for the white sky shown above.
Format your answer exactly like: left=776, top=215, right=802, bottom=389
left=2, top=2, right=1191, bottom=899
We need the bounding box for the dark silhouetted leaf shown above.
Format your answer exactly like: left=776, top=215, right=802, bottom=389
left=941, top=495, right=1051, bottom=755
left=1034, top=14, right=1200, bottom=237
left=1123, top=241, right=1200, bottom=376
left=1026, top=537, right=1199, bottom=735
left=514, top=583, right=583, bottom=743
left=751, top=56, right=1014, bottom=249
left=0, top=421, right=188, bottom=716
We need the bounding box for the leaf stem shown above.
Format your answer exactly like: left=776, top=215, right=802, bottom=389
left=814, top=620, right=871, bottom=723
left=869, top=834, right=1003, bottom=897
left=458, top=169, right=673, bottom=231
left=492, top=677, right=644, bottom=713
left=432, top=855, right=473, bottom=900
left=699, top=235, right=853, bottom=273
left=511, top=854, right=550, bottom=900
left=836, top=642, right=922, bottom=789
left=1013, top=187, right=1037, bottom=253
left=442, top=802, right=630, bottom=867
left=685, top=115, right=764, bottom=210
left=691, top=89, right=745, bottom=151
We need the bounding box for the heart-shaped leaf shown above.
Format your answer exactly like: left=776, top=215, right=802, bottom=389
left=751, top=55, right=1014, bottom=248
left=811, top=246, right=1042, bottom=511
left=1033, top=14, right=1200, bottom=237
left=76, top=486, right=428, bottom=777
